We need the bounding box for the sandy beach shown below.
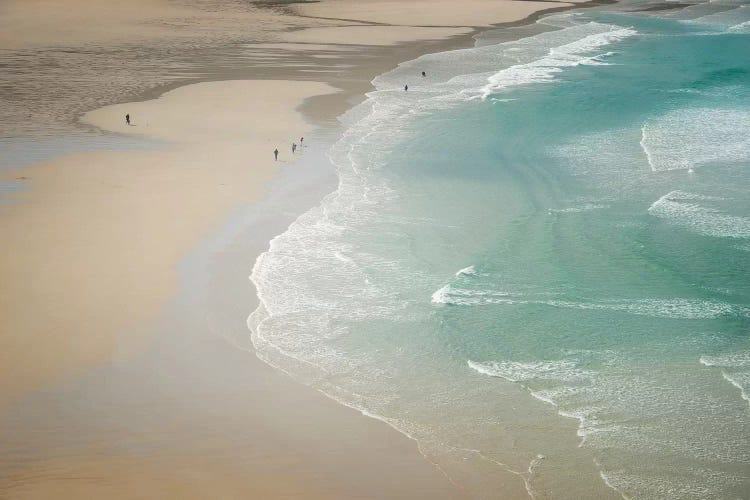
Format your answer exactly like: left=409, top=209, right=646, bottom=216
left=1, top=0, right=604, bottom=497
left=1, top=79, right=338, bottom=408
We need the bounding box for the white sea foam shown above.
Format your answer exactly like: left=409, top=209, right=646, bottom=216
left=699, top=352, right=750, bottom=407
left=729, top=20, right=750, bottom=32
left=648, top=190, right=750, bottom=239
left=640, top=108, right=750, bottom=172
left=468, top=359, right=590, bottom=383
left=699, top=352, right=750, bottom=368
left=471, top=348, right=750, bottom=483
left=433, top=282, right=740, bottom=319
left=722, top=372, right=750, bottom=404
left=430, top=284, right=452, bottom=304
left=478, top=27, right=636, bottom=99
left=528, top=390, right=559, bottom=407
left=547, top=298, right=737, bottom=319
left=430, top=286, right=513, bottom=305
left=455, top=265, right=478, bottom=277
left=601, top=466, right=745, bottom=500
left=431, top=285, right=512, bottom=305
left=598, top=469, right=630, bottom=500
left=558, top=409, right=597, bottom=440
left=469, top=358, right=604, bottom=450
left=548, top=203, right=609, bottom=214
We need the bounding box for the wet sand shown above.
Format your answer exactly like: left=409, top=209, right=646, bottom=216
left=0, top=0, right=611, bottom=497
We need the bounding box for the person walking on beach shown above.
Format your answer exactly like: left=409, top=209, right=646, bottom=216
left=422, top=71, right=426, bottom=77
left=125, top=113, right=130, bottom=125
left=292, top=142, right=297, bottom=154
left=300, top=136, right=304, bottom=146
left=274, top=148, right=279, bottom=161
left=404, top=84, right=408, bottom=91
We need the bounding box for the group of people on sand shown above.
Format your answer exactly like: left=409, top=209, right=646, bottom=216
left=274, top=136, right=303, bottom=161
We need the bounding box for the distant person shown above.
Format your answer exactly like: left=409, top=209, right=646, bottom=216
left=404, top=84, right=408, bottom=91
left=300, top=136, right=304, bottom=146
left=292, top=142, right=297, bottom=154
left=421, top=71, right=426, bottom=77
left=274, top=148, right=279, bottom=161
left=125, top=113, right=130, bottom=125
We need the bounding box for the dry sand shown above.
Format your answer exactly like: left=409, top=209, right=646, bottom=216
left=0, top=0, right=198, bottom=48
left=0, top=0, right=303, bottom=49
left=292, top=0, right=585, bottom=27
left=281, top=25, right=474, bottom=45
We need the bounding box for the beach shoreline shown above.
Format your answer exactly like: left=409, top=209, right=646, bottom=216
left=0, top=0, right=621, bottom=497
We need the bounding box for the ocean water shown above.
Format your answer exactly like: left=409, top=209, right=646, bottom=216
left=249, top=1, right=750, bottom=498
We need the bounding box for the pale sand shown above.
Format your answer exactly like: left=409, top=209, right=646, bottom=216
left=0, top=0, right=197, bottom=48
left=0, top=0, right=299, bottom=49
left=293, top=0, right=584, bottom=27
left=81, top=80, right=332, bottom=144
left=282, top=25, right=473, bottom=45
left=0, top=80, right=338, bottom=407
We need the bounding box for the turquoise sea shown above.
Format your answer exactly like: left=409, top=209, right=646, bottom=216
left=249, top=1, right=750, bottom=497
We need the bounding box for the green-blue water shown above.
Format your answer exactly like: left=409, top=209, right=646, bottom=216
left=250, top=2, right=750, bottom=497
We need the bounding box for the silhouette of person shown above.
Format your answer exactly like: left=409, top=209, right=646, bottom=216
left=300, top=136, right=304, bottom=145
left=274, top=148, right=279, bottom=161
left=292, top=142, right=297, bottom=154
left=422, top=71, right=426, bottom=77
left=125, top=113, right=130, bottom=125
left=404, top=84, right=408, bottom=91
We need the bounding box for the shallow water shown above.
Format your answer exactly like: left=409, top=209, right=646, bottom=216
left=249, top=1, right=750, bottom=497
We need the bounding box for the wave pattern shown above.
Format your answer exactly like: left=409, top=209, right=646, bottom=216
left=478, top=29, right=635, bottom=99
left=248, top=7, right=750, bottom=499
left=700, top=353, right=750, bottom=407
left=470, top=350, right=750, bottom=498
left=432, top=282, right=746, bottom=319
left=640, top=108, right=750, bottom=172
left=648, top=191, right=750, bottom=239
